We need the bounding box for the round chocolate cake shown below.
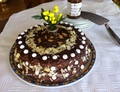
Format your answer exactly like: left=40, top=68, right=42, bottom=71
left=13, top=22, right=91, bottom=84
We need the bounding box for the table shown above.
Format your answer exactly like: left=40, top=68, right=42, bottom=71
left=0, top=0, right=120, bottom=92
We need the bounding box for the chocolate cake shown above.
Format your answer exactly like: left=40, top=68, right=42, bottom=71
left=13, top=22, right=91, bottom=84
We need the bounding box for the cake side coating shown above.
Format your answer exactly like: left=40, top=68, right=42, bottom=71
left=13, top=22, right=91, bottom=83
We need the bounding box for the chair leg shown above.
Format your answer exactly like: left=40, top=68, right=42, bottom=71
left=0, top=18, right=9, bottom=33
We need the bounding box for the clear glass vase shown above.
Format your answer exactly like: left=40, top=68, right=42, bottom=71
left=47, top=25, right=58, bottom=32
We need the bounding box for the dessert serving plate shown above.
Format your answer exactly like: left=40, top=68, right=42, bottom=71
left=9, top=39, right=96, bottom=88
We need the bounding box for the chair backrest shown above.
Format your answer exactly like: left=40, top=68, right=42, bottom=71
left=38, top=0, right=54, bottom=4
left=0, top=18, right=8, bottom=33
left=24, top=0, right=54, bottom=9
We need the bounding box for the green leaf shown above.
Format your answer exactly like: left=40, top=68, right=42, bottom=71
left=32, top=15, right=42, bottom=20
left=56, top=15, right=66, bottom=24
left=41, top=8, right=45, bottom=18
left=41, top=8, right=44, bottom=12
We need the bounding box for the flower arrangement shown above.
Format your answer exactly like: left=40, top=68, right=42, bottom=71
left=32, top=6, right=65, bottom=30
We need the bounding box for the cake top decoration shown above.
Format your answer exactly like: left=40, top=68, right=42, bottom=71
left=32, top=6, right=65, bottom=30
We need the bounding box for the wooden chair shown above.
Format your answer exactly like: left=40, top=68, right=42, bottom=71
left=24, top=0, right=54, bottom=9
left=38, top=0, right=54, bottom=4
left=0, top=0, right=54, bottom=33
left=0, top=18, right=8, bottom=33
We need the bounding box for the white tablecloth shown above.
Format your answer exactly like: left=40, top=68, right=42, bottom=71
left=0, top=0, right=120, bottom=92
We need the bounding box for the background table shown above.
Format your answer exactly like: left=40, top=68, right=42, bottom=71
left=0, top=0, right=120, bottom=92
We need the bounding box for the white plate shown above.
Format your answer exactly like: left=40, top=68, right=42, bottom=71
left=9, top=40, right=96, bottom=88
left=61, top=4, right=96, bottom=30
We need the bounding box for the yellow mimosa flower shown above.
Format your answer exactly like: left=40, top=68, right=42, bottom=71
left=52, top=9, right=59, bottom=13
left=52, top=6, right=59, bottom=13
left=58, top=13, right=63, bottom=18
left=43, top=10, right=49, bottom=15
left=51, top=20, right=57, bottom=24
left=48, top=12, right=55, bottom=17
left=55, top=9, right=59, bottom=13
left=49, top=17, right=52, bottom=21
left=51, top=17, right=56, bottom=21
left=46, top=11, right=49, bottom=15
left=54, top=6, right=58, bottom=9
left=32, top=5, right=65, bottom=30
left=45, top=16, right=48, bottom=20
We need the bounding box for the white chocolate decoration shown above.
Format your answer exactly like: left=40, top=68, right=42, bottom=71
left=52, top=55, right=57, bottom=60
left=35, top=25, right=38, bottom=27
left=24, top=30, right=28, bottom=32
left=69, top=23, right=73, bottom=26
left=71, top=53, right=75, bottom=57
left=21, top=32, right=25, bottom=35
left=24, top=49, right=29, bottom=54
left=32, top=53, right=37, bottom=57
left=78, top=29, right=81, bottom=32
left=60, top=21, right=63, bottom=24
left=17, top=36, right=22, bottom=39
left=51, top=66, right=56, bottom=71
left=18, top=41, right=22, bottom=44
left=79, top=45, right=84, bottom=49
left=30, top=27, right=33, bottom=29
left=63, top=54, right=68, bottom=59
left=81, top=32, right=84, bottom=35
left=75, top=26, right=79, bottom=29
left=82, top=41, right=86, bottom=44
left=81, top=65, right=84, bottom=69
left=42, top=56, right=47, bottom=60
left=82, top=37, right=86, bottom=40
left=76, top=49, right=81, bottom=53
left=20, top=45, right=25, bottom=49
left=65, top=22, right=68, bottom=24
